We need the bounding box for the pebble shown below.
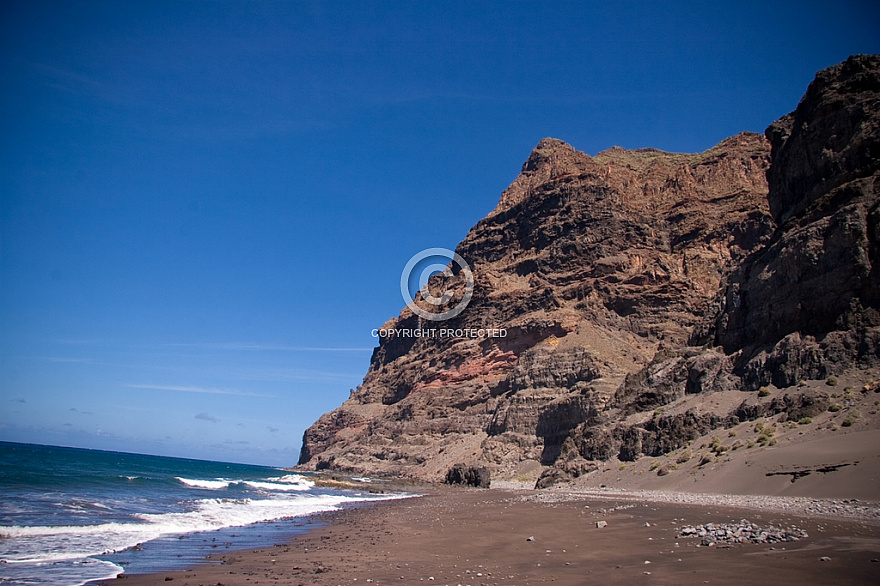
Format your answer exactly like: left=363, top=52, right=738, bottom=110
left=533, top=489, right=880, bottom=522
left=679, top=520, right=808, bottom=545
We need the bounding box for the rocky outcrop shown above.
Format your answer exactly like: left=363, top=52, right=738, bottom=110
left=445, top=464, right=491, bottom=488
left=298, top=56, right=880, bottom=484
left=709, top=55, right=880, bottom=370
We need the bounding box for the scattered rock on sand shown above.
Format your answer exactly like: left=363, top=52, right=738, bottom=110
left=678, top=520, right=807, bottom=544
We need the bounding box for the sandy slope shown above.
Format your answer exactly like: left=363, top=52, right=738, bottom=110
left=572, top=428, right=880, bottom=501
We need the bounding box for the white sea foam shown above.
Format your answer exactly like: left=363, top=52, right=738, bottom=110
left=175, top=477, right=231, bottom=489
left=0, top=492, right=409, bottom=564
left=174, top=474, right=313, bottom=491
left=272, top=473, right=315, bottom=485
left=61, top=499, right=112, bottom=511
left=243, top=480, right=312, bottom=491
left=2, top=557, right=125, bottom=586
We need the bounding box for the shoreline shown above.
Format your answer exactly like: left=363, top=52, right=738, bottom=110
left=98, top=486, right=880, bottom=586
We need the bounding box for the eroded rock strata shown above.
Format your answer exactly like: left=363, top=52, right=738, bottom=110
left=297, top=55, right=880, bottom=486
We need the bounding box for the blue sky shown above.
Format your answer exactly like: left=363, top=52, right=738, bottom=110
left=1, top=1, right=878, bottom=466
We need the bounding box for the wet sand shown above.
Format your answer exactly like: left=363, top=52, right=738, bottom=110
left=103, top=487, right=880, bottom=585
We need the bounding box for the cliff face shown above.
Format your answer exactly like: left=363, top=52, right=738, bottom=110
left=298, top=56, right=880, bottom=484
left=710, top=55, right=880, bottom=382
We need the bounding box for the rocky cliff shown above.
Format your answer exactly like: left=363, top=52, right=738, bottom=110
left=297, top=55, right=880, bottom=487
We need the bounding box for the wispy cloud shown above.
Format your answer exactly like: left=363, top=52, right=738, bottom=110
left=51, top=338, right=107, bottom=346
left=221, top=366, right=363, bottom=383
left=43, top=356, right=103, bottom=364
left=50, top=337, right=373, bottom=352
left=162, top=342, right=373, bottom=352
left=32, top=63, right=109, bottom=95
left=195, top=412, right=219, bottom=423
left=125, top=384, right=275, bottom=398
left=31, top=355, right=143, bottom=370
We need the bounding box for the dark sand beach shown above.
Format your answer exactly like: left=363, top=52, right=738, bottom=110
left=104, top=486, right=880, bottom=586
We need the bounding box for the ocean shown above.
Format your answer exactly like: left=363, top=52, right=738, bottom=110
left=0, top=442, right=406, bottom=586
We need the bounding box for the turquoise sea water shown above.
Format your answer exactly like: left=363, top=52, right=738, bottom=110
left=0, top=442, right=401, bottom=586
